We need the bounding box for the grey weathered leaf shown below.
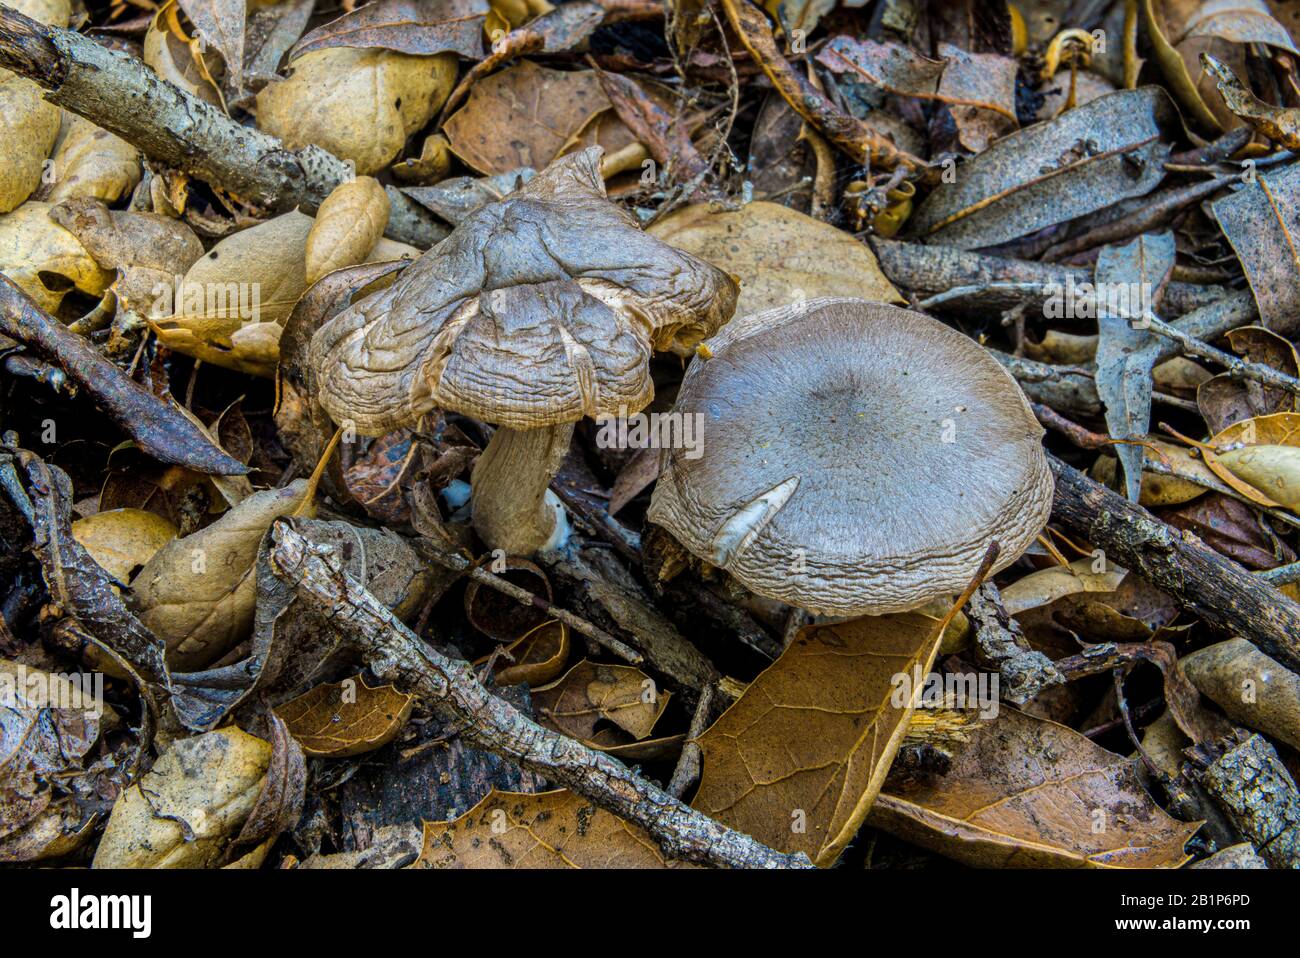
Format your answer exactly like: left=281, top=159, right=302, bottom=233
left=1212, top=161, right=1300, bottom=335
left=178, top=0, right=246, bottom=96
left=1094, top=232, right=1175, bottom=502
left=909, top=88, right=1176, bottom=250
left=289, top=0, right=487, bottom=62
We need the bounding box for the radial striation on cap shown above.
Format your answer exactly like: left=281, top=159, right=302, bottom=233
left=648, top=298, right=1055, bottom=616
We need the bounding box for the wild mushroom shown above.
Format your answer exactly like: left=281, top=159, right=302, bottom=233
left=309, top=147, right=737, bottom=555
left=648, top=298, right=1054, bottom=616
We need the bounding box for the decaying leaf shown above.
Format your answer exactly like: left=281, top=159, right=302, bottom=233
left=290, top=0, right=487, bottom=63
left=1093, top=231, right=1175, bottom=501
left=276, top=675, right=415, bottom=757
left=869, top=707, right=1199, bottom=867
left=305, top=176, right=390, bottom=286
left=490, top=620, right=571, bottom=688
left=144, top=1, right=223, bottom=107
left=533, top=659, right=670, bottom=743
left=648, top=201, right=902, bottom=320
left=908, top=88, right=1176, bottom=250
left=151, top=209, right=313, bottom=377
left=40, top=114, right=141, bottom=206
left=1211, top=161, right=1300, bottom=334
left=692, top=613, right=942, bottom=867
left=0, top=75, right=61, bottom=215
left=443, top=61, right=618, bottom=174
left=0, top=202, right=112, bottom=314
left=131, top=479, right=312, bottom=671
left=255, top=47, right=458, bottom=175
left=72, top=508, right=178, bottom=584
left=415, top=789, right=694, bottom=868
left=92, top=727, right=271, bottom=868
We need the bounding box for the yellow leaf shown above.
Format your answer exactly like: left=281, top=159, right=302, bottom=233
left=1216, top=444, right=1300, bottom=509
left=71, top=508, right=178, bottom=584
left=648, top=201, right=902, bottom=323
left=256, top=48, right=457, bottom=175
left=305, top=176, right=390, bottom=286
left=152, top=209, right=314, bottom=377
left=92, top=727, right=271, bottom=869
left=0, top=76, right=60, bottom=214
left=43, top=114, right=141, bottom=206
left=0, top=201, right=111, bottom=313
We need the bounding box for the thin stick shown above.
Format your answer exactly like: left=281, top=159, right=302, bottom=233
left=1135, top=311, right=1300, bottom=398
left=269, top=520, right=811, bottom=869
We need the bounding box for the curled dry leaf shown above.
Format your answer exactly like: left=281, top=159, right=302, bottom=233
left=1144, top=0, right=1297, bottom=133
left=152, top=209, right=313, bottom=378
left=415, top=788, right=695, bottom=868
left=0, top=202, right=111, bottom=314
left=1198, top=327, right=1299, bottom=433
left=692, top=613, right=942, bottom=867
left=0, top=659, right=104, bottom=862
left=130, top=479, right=312, bottom=671
left=1181, top=638, right=1300, bottom=751
left=72, top=507, right=178, bottom=584
left=0, top=75, right=61, bottom=215
left=1201, top=52, right=1300, bottom=149
left=92, top=727, right=271, bottom=868
left=143, top=1, right=223, bottom=107
left=490, top=620, right=570, bottom=688
left=1000, top=557, right=1127, bottom=617
left=648, top=201, right=902, bottom=321
left=40, top=114, right=140, bottom=207
left=255, top=47, right=458, bottom=175
left=305, top=176, right=391, bottom=286
left=869, top=707, right=1199, bottom=868
left=275, top=675, right=415, bottom=757
left=533, top=659, right=670, bottom=743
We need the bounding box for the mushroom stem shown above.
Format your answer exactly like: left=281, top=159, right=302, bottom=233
left=471, top=423, right=575, bottom=556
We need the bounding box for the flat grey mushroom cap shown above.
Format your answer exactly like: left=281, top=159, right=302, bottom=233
left=307, top=147, right=737, bottom=435
left=647, top=298, right=1054, bottom=616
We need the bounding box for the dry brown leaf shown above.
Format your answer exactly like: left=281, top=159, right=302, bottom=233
left=532, top=659, right=669, bottom=742
left=869, top=707, right=1199, bottom=867
left=305, top=176, right=390, bottom=286
left=443, top=61, right=613, bottom=174
left=648, top=201, right=902, bottom=320
left=92, top=727, right=271, bottom=868
left=71, top=508, right=178, bottom=584
left=256, top=47, right=457, bottom=175
left=415, top=788, right=695, bottom=868
left=692, top=613, right=941, bottom=867
left=130, top=479, right=311, bottom=670
left=491, top=620, right=570, bottom=688
left=275, top=675, right=414, bottom=757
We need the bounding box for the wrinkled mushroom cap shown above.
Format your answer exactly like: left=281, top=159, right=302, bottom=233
left=648, top=298, right=1054, bottom=616
left=308, top=147, right=737, bottom=435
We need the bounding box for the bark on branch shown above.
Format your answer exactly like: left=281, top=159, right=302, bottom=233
left=267, top=519, right=811, bottom=869
left=1049, top=456, right=1300, bottom=675
left=0, top=6, right=448, bottom=248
